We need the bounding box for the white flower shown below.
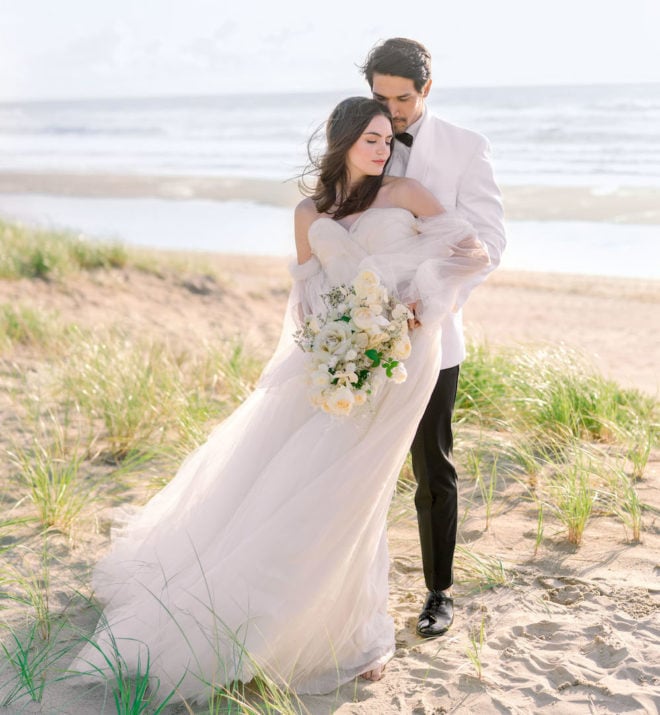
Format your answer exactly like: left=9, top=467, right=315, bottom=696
left=345, top=349, right=358, bottom=361
left=311, top=369, right=331, bottom=386
left=309, top=387, right=326, bottom=407
left=353, top=270, right=380, bottom=297
left=391, top=336, right=412, bottom=360
left=307, top=316, right=321, bottom=333
left=323, top=386, right=355, bottom=416
left=367, top=330, right=388, bottom=347
left=313, top=322, right=353, bottom=356
left=390, top=363, right=408, bottom=384
left=351, top=306, right=378, bottom=331
left=335, top=370, right=359, bottom=385
left=392, top=303, right=412, bottom=321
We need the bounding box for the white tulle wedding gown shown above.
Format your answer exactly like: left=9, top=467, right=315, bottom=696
left=71, top=207, right=489, bottom=703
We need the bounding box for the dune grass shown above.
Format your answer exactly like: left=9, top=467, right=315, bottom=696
left=0, top=303, right=56, bottom=351
left=455, top=340, right=657, bottom=549
left=0, top=219, right=128, bottom=280
left=8, top=416, right=89, bottom=532
left=54, top=331, right=262, bottom=462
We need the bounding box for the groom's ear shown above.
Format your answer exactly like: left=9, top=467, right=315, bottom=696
left=421, top=79, right=432, bottom=98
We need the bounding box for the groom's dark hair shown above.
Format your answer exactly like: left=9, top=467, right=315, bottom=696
left=360, top=38, right=432, bottom=92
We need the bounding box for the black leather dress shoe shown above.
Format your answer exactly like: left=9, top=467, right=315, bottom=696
left=416, top=590, right=454, bottom=638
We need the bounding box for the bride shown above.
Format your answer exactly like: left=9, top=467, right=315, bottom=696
left=71, top=96, right=490, bottom=703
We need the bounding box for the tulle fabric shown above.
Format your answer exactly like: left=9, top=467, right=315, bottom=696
left=70, top=207, right=489, bottom=703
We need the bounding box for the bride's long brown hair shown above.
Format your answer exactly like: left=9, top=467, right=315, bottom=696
left=301, top=97, right=393, bottom=221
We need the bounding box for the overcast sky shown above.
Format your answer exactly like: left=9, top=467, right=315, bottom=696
left=1, top=0, right=659, bottom=101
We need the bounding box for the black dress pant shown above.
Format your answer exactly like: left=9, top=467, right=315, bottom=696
left=410, top=365, right=459, bottom=592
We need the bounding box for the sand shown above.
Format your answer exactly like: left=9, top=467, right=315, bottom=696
left=2, top=171, right=660, bottom=223
left=0, top=252, right=658, bottom=714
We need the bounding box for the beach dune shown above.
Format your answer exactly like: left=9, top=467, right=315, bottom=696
left=0, top=244, right=658, bottom=713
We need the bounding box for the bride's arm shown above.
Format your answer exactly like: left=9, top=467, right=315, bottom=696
left=294, top=198, right=318, bottom=264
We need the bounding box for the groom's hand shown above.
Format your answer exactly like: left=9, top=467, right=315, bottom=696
left=407, top=302, right=421, bottom=330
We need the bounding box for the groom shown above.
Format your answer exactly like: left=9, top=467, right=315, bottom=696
left=360, top=38, right=506, bottom=638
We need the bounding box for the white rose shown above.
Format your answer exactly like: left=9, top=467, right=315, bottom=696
left=345, top=349, right=358, bottom=361
left=323, top=386, right=355, bottom=416
left=313, top=322, right=353, bottom=356
left=311, top=369, right=331, bottom=386
left=308, top=387, right=327, bottom=407
left=351, top=307, right=377, bottom=331
left=307, top=316, right=321, bottom=333
left=353, top=270, right=380, bottom=297
left=390, top=363, right=408, bottom=384
left=391, top=336, right=412, bottom=360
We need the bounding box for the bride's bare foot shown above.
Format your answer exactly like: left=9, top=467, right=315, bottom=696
left=360, top=664, right=386, bottom=681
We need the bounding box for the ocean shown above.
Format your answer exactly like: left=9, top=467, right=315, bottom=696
left=0, top=83, right=659, bottom=278
left=1, top=83, right=659, bottom=186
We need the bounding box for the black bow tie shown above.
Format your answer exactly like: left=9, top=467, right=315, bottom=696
left=395, top=132, right=414, bottom=147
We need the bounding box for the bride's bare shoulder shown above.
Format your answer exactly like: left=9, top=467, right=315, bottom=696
left=381, top=176, right=423, bottom=194
left=295, top=198, right=322, bottom=228
left=380, top=178, right=443, bottom=216
left=295, top=197, right=318, bottom=217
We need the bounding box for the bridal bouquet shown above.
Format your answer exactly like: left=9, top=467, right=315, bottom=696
left=295, top=270, right=413, bottom=416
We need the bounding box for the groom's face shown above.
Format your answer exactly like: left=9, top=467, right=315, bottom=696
left=371, top=73, right=431, bottom=134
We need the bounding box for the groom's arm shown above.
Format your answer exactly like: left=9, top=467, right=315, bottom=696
left=453, top=136, right=506, bottom=308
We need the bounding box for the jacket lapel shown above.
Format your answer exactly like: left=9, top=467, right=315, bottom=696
left=405, top=109, right=433, bottom=184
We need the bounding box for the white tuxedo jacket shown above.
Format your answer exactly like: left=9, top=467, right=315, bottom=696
left=390, top=111, right=506, bottom=368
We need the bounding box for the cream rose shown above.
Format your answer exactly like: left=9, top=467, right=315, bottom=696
left=390, top=363, right=408, bottom=384
left=311, top=368, right=331, bottom=387
left=391, top=336, right=412, bottom=360
left=353, top=270, right=380, bottom=297
left=323, top=386, right=355, bottom=416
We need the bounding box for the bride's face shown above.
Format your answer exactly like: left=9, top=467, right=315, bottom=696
left=346, top=115, right=392, bottom=183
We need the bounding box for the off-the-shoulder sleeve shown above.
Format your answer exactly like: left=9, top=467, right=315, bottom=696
left=257, top=256, right=328, bottom=389
left=287, top=256, right=327, bottom=329
left=400, top=213, right=491, bottom=327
